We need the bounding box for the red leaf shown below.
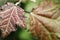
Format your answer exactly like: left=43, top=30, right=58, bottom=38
left=0, top=3, right=26, bottom=37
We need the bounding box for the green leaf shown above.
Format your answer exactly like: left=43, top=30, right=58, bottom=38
left=24, top=1, right=37, bottom=12
left=19, top=30, right=33, bottom=40
left=22, top=0, right=41, bottom=12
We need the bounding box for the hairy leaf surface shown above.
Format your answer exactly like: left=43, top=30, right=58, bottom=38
left=30, top=0, right=60, bottom=40
left=0, top=3, right=26, bottom=37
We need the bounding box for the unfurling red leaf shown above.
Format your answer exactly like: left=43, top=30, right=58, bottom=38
left=30, top=0, right=60, bottom=40
left=0, top=2, right=26, bottom=37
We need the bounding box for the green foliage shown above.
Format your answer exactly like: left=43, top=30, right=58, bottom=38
left=19, top=30, right=32, bottom=40
left=36, top=0, right=41, bottom=4
left=23, top=1, right=37, bottom=12
left=7, top=0, right=18, bottom=3
left=0, top=0, right=7, bottom=6
left=25, top=13, right=30, bottom=30
left=21, top=0, right=41, bottom=12
left=53, top=0, right=60, bottom=3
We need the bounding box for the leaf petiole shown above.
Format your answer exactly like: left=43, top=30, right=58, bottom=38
left=15, top=0, right=22, bottom=6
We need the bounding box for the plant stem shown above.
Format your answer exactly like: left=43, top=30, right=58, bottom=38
left=15, top=0, right=22, bottom=6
